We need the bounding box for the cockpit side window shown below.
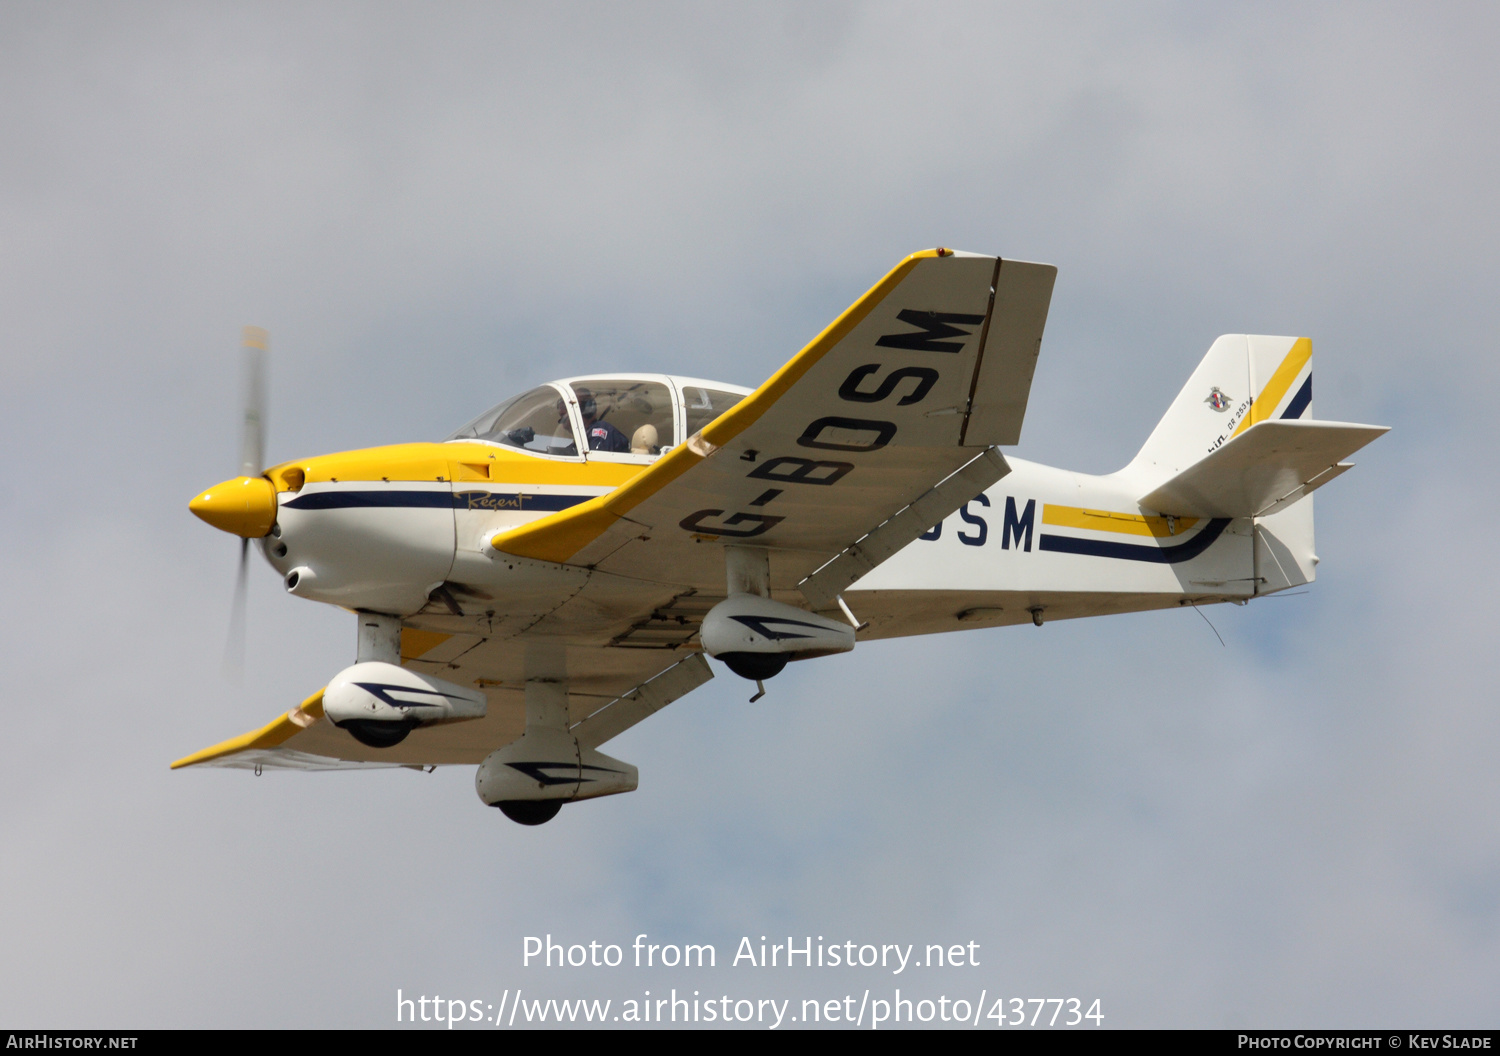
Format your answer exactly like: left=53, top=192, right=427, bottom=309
left=682, top=386, right=746, bottom=438
left=567, top=379, right=675, bottom=456
left=444, top=384, right=579, bottom=456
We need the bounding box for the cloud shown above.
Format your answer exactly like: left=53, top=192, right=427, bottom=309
left=0, top=1, right=1495, bottom=1027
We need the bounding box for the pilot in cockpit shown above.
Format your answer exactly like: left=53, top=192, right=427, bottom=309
left=571, top=387, right=629, bottom=453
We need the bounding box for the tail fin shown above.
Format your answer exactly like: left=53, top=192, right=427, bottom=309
left=1127, top=334, right=1387, bottom=595
left=1128, top=334, right=1314, bottom=482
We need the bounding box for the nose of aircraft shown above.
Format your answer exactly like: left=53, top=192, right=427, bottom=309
left=189, top=475, right=278, bottom=537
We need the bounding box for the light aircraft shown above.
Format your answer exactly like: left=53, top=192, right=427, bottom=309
left=179, top=249, right=1387, bottom=825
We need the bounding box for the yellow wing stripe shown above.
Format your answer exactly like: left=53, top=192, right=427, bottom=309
left=698, top=250, right=937, bottom=446
left=170, top=689, right=326, bottom=769
left=490, top=250, right=938, bottom=564
left=1042, top=504, right=1199, bottom=538
left=1234, top=337, right=1311, bottom=439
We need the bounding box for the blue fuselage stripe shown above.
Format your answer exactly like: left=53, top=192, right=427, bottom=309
left=283, top=491, right=451, bottom=510
left=1037, top=518, right=1232, bottom=564
left=282, top=490, right=594, bottom=512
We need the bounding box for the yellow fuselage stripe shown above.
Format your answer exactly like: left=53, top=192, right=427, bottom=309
left=1042, top=504, right=1199, bottom=538
left=263, top=442, right=645, bottom=491
left=400, top=628, right=451, bottom=660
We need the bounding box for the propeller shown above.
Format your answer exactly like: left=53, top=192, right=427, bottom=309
left=238, top=325, right=268, bottom=478
left=220, top=326, right=269, bottom=679
left=223, top=538, right=250, bottom=679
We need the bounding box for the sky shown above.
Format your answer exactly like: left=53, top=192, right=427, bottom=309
left=1, top=1, right=1496, bottom=1029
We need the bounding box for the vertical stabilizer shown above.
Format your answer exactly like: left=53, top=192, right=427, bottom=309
left=1127, top=334, right=1320, bottom=593
left=1128, top=334, right=1313, bottom=483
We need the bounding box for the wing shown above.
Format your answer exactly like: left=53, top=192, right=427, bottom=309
left=491, top=250, right=1056, bottom=598
left=172, top=643, right=714, bottom=771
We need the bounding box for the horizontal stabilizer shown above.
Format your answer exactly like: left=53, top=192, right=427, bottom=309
left=1139, top=420, right=1388, bottom=518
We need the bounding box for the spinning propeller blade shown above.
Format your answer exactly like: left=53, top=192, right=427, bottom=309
left=222, top=537, right=250, bottom=680
left=221, top=326, right=269, bottom=680
left=239, top=326, right=268, bottom=478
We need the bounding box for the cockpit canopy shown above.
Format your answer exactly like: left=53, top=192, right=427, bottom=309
left=444, top=374, right=750, bottom=460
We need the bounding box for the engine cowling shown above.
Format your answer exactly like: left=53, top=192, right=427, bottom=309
left=699, top=593, right=855, bottom=680
left=475, top=727, right=638, bottom=823
left=324, top=661, right=486, bottom=748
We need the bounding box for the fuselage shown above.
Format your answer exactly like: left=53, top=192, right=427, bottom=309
left=266, top=451, right=1307, bottom=650
left=192, top=369, right=1311, bottom=656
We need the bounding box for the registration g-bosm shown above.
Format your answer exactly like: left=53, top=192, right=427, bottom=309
left=180, top=249, right=1387, bottom=824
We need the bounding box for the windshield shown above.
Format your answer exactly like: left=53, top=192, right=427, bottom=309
left=444, top=384, right=579, bottom=455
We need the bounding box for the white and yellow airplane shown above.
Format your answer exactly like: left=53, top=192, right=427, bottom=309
left=178, top=249, right=1387, bottom=824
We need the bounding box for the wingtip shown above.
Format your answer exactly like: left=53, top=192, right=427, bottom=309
left=170, top=689, right=327, bottom=771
